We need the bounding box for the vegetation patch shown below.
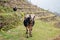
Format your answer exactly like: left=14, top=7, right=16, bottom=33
left=54, top=22, right=60, bottom=28
left=0, top=6, right=13, bottom=13
left=0, top=13, right=22, bottom=31
left=0, top=20, right=60, bottom=40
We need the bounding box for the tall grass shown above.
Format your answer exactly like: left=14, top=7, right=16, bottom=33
left=0, top=6, right=13, bottom=13
left=0, top=12, right=24, bottom=31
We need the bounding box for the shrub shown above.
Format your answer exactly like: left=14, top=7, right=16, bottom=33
left=0, top=13, right=21, bottom=31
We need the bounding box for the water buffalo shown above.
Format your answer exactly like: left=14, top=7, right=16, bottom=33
left=23, top=14, right=35, bottom=38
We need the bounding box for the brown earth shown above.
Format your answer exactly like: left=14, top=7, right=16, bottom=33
left=53, top=35, right=60, bottom=40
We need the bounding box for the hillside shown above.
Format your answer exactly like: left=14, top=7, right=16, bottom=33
left=0, top=0, right=60, bottom=40
left=0, top=0, right=60, bottom=26
left=0, top=0, right=60, bottom=27
left=1, top=0, right=60, bottom=21
left=0, top=0, right=54, bottom=15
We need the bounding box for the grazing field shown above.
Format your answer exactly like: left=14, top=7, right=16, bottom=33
left=0, top=20, right=60, bottom=40
left=0, top=0, right=60, bottom=40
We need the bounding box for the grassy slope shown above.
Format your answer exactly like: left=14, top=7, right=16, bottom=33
left=0, top=20, right=60, bottom=40
left=0, top=6, right=13, bottom=13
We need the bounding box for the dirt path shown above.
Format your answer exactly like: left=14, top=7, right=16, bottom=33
left=53, top=35, right=60, bottom=40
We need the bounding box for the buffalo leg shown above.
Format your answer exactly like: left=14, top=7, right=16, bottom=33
left=26, top=27, right=29, bottom=38
left=29, top=27, right=32, bottom=37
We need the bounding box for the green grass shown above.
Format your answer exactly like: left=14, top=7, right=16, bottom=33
left=0, top=6, right=13, bottom=13
left=0, top=12, right=22, bottom=31
left=0, top=20, right=60, bottom=40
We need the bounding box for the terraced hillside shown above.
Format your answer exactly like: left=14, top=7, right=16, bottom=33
left=0, top=0, right=60, bottom=40
left=0, top=0, right=60, bottom=27
left=1, top=0, right=60, bottom=21
left=0, top=0, right=54, bottom=15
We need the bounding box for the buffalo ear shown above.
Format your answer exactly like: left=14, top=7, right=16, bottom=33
left=33, top=16, right=35, bottom=19
left=24, top=16, right=26, bottom=19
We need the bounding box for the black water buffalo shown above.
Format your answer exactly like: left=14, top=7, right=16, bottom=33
left=23, top=14, right=35, bottom=38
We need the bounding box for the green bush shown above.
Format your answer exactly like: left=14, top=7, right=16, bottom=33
left=0, top=13, right=21, bottom=31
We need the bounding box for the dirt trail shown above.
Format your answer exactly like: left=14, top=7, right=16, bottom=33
left=53, top=35, right=60, bottom=40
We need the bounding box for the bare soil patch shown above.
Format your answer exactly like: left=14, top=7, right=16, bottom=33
left=53, top=35, right=60, bottom=40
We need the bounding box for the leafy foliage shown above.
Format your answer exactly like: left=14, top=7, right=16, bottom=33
left=0, top=13, right=22, bottom=31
